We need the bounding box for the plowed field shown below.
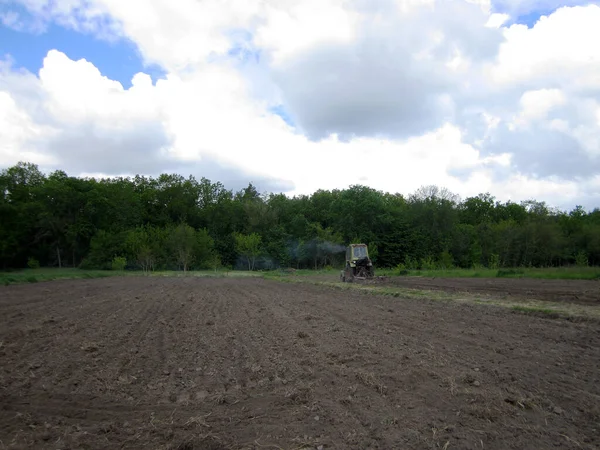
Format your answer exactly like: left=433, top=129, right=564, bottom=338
left=1, top=277, right=599, bottom=449
left=305, top=274, right=600, bottom=305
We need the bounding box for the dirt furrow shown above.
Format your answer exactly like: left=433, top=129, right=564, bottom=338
left=0, top=276, right=598, bottom=450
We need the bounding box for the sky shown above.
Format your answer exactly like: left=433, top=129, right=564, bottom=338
left=1, top=0, right=600, bottom=211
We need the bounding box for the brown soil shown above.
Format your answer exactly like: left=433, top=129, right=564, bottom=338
left=308, top=274, right=600, bottom=305
left=1, top=277, right=599, bottom=449
left=383, top=276, right=600, bottom=305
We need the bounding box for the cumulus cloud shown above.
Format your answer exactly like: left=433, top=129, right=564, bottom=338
left=491, top=5, right=600, bottom=89
left=1, top=0, right=600, bottom=210
left=267, top=0, right=503, bottom=141
left=0, top=51, right=294, bottom=193
left=473, top=4, right=600, bottom=185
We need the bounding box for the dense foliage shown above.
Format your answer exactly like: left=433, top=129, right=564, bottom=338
left=1, top=162, right=599, bottom=271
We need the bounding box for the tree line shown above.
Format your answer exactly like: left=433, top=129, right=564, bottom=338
left=1, top=162, right=599, bottom=271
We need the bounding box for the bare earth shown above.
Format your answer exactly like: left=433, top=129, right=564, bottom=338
left=306, top=274, right=600, bottom=306
left=383, top=276, right=600, bottom=305
left=1, top=277, right=599, bottom=449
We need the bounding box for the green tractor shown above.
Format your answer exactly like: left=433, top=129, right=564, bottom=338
left=340, top=243, right=375, bottom=282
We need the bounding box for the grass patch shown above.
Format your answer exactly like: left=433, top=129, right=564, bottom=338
left=375, top=266, right=600, bottom=280
left=270, top=268, right=339, bottom=277
left=511, top=306, right=561, bottom=318
left=267, top=275, right=600, bottom=321
left=0, top=268, right=126, bottom=286
left=496, top=269, right=525, bottom=278
left=0, top=268, right=261, bottom=286
left=270, top=276, right=460, bottom=303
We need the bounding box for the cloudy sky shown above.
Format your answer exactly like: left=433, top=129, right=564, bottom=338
left=1, top=0, right=599, bottom=210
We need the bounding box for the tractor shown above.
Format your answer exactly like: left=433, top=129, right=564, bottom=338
left=340, top=243, right=375, bottom=282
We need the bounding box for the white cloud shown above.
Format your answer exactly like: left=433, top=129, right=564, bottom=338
left=0, top=90, right=57, bottom=166
left=2, top=0, right=121, bottom=37
left=514, top=88, right=566, bottom=126
left=1, top=0, right=600, bottom=210
left=253, top=0, right=358, bottom=66
left=491, top=4, right=600, bottom=88
left=267, top=0, right=503, bottom=141
left=472, top=3, right=600, bottom=190
left=0, top=50, right=504, bottom=200
left=486, top=13, right=509, bottom=27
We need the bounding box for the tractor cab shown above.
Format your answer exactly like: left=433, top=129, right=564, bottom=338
left=341, top=243, right=375, bottom=282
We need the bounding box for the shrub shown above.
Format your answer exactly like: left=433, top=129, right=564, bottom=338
left=438, top=251, right=454, bottom=269
left=27, top=257, right=40, bottom=269
left=420, top=256, right=436, bottom=270
left=78, top=258, right=95, bottom=270
left=394, top=263, right=409, bottom=276
left=111, top=256, right=127, bottom=271
left=575, top=251, right=588, bottom=267
left=488, top=253, right=500, bottom=270
left=404, top=256, right=418, bottom=270
left=496, top=268, right=524, bottom=278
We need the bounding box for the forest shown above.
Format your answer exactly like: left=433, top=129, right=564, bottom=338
left=1, top=161, right=599, bottom=271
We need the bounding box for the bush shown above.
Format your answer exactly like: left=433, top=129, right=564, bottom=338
left=78, top=258, right=95, bottom=270
left=420, top=256, right=437, bottom=270
left=87, top=230, right=129, bottom=270
left=394, top=263, right=409, bottom=276
left=27, top=257, right=40, bottom=269
left=404, top=256, right=418, bottom=270
left=438, top=251, right=454, bottom=269
left=575, top=251, right=588, bottom=267
left=496, top=268, right=524, bottom=278
left=489, top=253, right=500, bottom=270
left=111, top=256, right=127, bottom=271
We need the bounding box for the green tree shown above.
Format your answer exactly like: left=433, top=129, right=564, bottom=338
left=168, top=224, right=197, bottom=272
left=126, top=225, right=164, bottom=273
left=234, top=232, right=262, bottom=270
left=2, top=160, right=600, bottom=272
left=194, top=228, right=218, bottom=270
left=82, top=230, right=128, bottom=270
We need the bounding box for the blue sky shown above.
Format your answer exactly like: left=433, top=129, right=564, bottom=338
left=501, top=7, right=559, bottom=28
left=1, top=1, right=299, bottom=126
left=0, top=0, right=568, bottom=133
left=490, top=1, right=596, bottom=28
left=0, top=1, right=567, bottom=88
left=0, top=3, right=165, bottom=87
left=1, top=0, right=599, bottom=208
